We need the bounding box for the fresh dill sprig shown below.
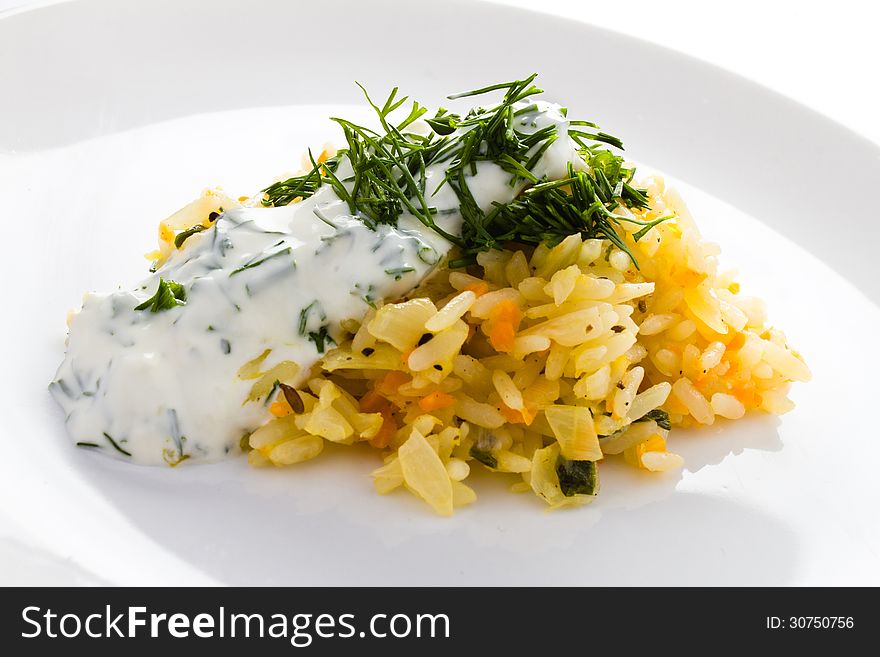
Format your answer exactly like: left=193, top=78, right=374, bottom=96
left=134, top=278, right=186, bottom=312
left=307, top=326, right=334, bottom=353
left=261, top=151, right=335, bottom=207
left=261, top=75, right=657, bottom=267
left=229, top=245, right=293, bottom=276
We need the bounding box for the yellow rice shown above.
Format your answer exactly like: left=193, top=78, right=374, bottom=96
left=241, top=173, right=810, bottom=515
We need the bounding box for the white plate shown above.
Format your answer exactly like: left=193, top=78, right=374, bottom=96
left=2, top=0, right=879, bottom=586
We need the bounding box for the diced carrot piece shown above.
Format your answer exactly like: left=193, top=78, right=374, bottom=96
left=369, top=408, right=397, bottom=449
left=644, top=435, right=666, bottom=452
left=624, top=434, right=667, bottom=468
left=269, top=400, right=291, bottom=417
left=418, top=391, right=455, bottom=412
left=359, top=390, right=387, bottom=413
left=486, top=299, right=522, bottom=353
left=500, top=404, right=535, bottom=425
left=732, top=382, right=757, bottom=407
left=376, top=371, right=410, bottom=396
left=489, top=322, right=516, bottom=353
left=489, top=299, right=523, bottom=326
left=670, top=267, right=707, bottom=288
left=726, top=333, right=746, bottom=351
left=464, top=282, right=490, bottom=297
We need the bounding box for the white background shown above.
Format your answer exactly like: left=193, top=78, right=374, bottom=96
left=3, top=0, right=879, bottom=145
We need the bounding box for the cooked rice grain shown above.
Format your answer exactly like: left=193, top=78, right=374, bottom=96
left=248, top=175, right=809, bottom=514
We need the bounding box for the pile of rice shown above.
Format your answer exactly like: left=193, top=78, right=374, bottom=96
left=245, top=174, right=810, bottom=515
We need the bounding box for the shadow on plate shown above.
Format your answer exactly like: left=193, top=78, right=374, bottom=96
left=73, top=412, right=797, bottom=585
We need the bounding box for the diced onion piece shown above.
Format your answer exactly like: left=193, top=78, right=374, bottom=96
left=305, top=405, right=354, bottom=443
left=762, top=341, right=811, bottom=382
left=529, top=443, right=566, bottom=507
left=398, top=430, right=453, bottom=516
left=237, top=348, right=271, bottom=380
left=573, top=365, right=611, bottom=400
left=372, top=458, right=405, bottom=494
left=684, top=285, right=728, bottom=335
left=544, top=405, right=602, bottom=461
left=451, top=481, right=477, bottom=507
left=368, top=298, right=437, bottom=351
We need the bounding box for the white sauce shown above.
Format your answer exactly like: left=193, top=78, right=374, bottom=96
left=50, top=101, right=586, bottom=464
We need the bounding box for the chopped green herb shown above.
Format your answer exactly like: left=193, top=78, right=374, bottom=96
left=352, top=283, right=378, bottom=308
left=229, top=246, right=292, bottom=276
left=555, top=457, right=597, bottom=496
left=469, top=444, right=498, bottom=469
left=264, top=380, right=281, bottom=406
left=261, top=148, right=329, bottom=207
left=260, top=75, right=651, bottom=266
left=102, top=432, right=132, bottom=457
left=308, top=326, right=334, bottom=353
left=636, top=408, right=672, bottom=431
left=298, top=301, right=324, bottom=336
left=174, top=224, right=207, bottom=248
left=385, top=266, right=415, bottom=280
left=134, top=278, right=186, bottom=312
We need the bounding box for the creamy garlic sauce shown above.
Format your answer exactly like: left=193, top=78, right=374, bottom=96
left=50, top=101, right=586, bottom=464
